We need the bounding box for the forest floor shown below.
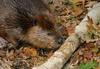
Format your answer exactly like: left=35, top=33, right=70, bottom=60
left=0, top=0, right=100, bottom=69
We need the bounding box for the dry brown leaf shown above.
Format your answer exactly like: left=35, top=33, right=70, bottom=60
left=72, top=6, right=83, bottom=16
left=6, top=50, right=16, bottom=60
left=22, top=47, right=37, bottom=57
left=70, top=0, right=87, bottom=16
left=67, top=25, right=75, bottom=35
left=87, top=16, right=100, bottom=31
left=70, top=0, right=85, bottom=4
left=70, top=0, right=86, bottom=9
left=87, top=16, right=94, bottom=31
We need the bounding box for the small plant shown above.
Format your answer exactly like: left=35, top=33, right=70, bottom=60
left=79, top=60, right=98, bottom=69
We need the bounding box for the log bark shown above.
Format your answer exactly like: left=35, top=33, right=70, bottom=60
left=63, top=3, right=100, bottom=69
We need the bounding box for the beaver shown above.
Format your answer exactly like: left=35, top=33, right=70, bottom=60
left=0, top=0, right=66, bottom=49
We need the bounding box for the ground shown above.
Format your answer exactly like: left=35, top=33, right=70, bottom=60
left=0, top=0, right=100, bottom=69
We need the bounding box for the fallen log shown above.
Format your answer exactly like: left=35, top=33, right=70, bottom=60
left=64, top=3, right=100, bottom=69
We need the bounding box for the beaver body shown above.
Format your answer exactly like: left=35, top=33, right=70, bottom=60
left=0, top=0, right=64, bottom=49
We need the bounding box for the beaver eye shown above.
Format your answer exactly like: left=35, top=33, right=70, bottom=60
left=32, top=19, right=37, bottom=26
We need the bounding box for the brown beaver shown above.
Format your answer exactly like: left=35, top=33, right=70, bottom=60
left=0, top=0, right=66, bottom=49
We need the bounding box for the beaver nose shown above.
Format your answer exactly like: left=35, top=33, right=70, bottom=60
left=56, top=36, right=67, bottom=44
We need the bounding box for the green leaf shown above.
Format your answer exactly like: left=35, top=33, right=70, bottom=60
left=79, top=61, right=97, bottom=69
